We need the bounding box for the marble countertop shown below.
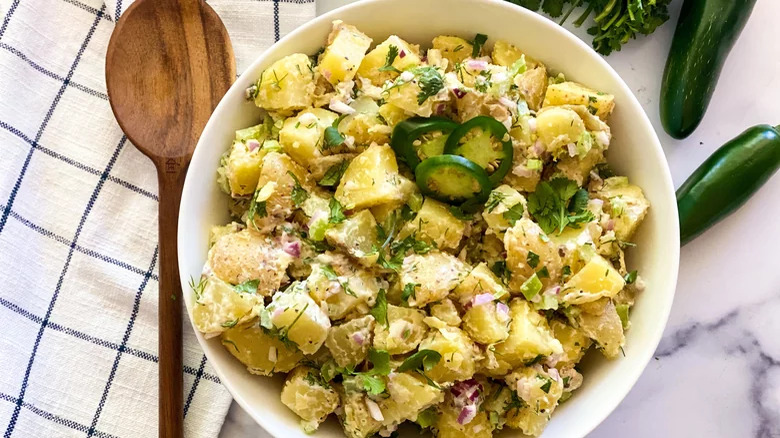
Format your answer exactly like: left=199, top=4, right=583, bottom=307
left=221, top=1, right=780, bottom=436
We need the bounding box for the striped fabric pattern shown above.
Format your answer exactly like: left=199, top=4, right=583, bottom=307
left=0, top=0, right=314, bottom=436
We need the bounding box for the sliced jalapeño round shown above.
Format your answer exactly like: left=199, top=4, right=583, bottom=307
left=444, top=115, right=514, bottom=185
left=414, top=155, right=491, bottom=204
left=391, top=117, right=459, bottom=170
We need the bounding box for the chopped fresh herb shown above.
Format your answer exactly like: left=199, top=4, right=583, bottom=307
left=537, top=266, right=550, bottom=279
left=270, top=70, right=288, bottom=90
left=222, top=339, right=240, bottom=353
left=624, top=270, right=638, bottom=284
left=595, top=162, right=616, bottom=179
left=491, top=261, right=511, bottom=284
left=189, top=276, right=206, bottom=302
left=539, top=376, right=553, bottom=394
left=294, top=121, right=301, bottom=129
left=562, top=376, right=571, bottom=387
left=398, top=349, right=442, bottom=373
left=287, top=171, right=309, bottom=207
left=562, top=265, right=572, bottom=278
left=485, top=190, right=507, bottom=213
left=453, top=44, right=465, bottom=53
left=448, top=205, right=474, bottom=220
left=322, top=264, right=356, bottom=297
left=221, top=319, right=238, bottom=328
left=503, top=202, right=525, bottom=225
left=323, top=115, right=347, bottom=150
left=415, top=407, right=439, bottom=428
left=470, top=33, right=488, bottom=57
left=506, top=391, right=525, bottom=411
left=304, top=371, right=331, bottom=388
left=526, top=251, right=540, bottom=269
left=234, top=279, right=259, bottom=294
left=353, top=349, right=392, bottom=395
left=616, top=303, right=630, bottom=329
left=525, top=354, right=544, bottom=366
left=412, top=66, right=444, bottom=105
left=401, top=283, right=419, bottom=304
left=248, top=196, right=267, bottom=224
left=475, top=69, right=493, bottom=93
left=520, top=273, right=543, bottom=300
left=620, top=346, right=626, bottom=357
left=527, top=177, right=595, bottom=234
left=370, top=288, right=389, bottom=328
left=319, top=160, right=349, bottom=187
left=366, top=348, right=391, bottom=375
left=400, top=204, right=416, bottom=221
left=379, top=44, right=401, bottom=73
left=329, top=197, right=346, bottom=224
left=359, top=374, right=387, bottom=396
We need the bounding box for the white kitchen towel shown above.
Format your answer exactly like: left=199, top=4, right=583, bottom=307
left=0, top=0, right=314, bottom=437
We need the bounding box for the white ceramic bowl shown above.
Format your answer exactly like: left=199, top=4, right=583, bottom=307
left=178, top=0, right=680, bottom=436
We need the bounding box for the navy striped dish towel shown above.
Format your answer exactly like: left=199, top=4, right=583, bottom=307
left=0, top=0, right=314, bottom=436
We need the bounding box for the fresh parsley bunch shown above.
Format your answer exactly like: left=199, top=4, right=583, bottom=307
left=508, top=0, right=671, bottom=55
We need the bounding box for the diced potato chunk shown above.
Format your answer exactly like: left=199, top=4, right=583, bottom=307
left=418, top=327, right=479, bottom=383
left=279, top=108, right=340, bottom=166
left=338, top=390, right=382, bottom=438
left=357, top=36, right=422, bottom=86
left=335, top=144, right=408, bottom=210
left=535, top=106, right=586, bottom=154
left=307, top=256, right=381, bottom=320
left=493, top=299, right=563, bottom=367
left=504, top=218, right=563, bottom=291
left=435, top=400, right=493, bottom=438
left=384, top=69, right=448, bottom=117
left=560, top=254, right=625, bottom=305
left=515, top=66, right=548, bottom=111
left=191, top=275, right=263, bottom=336
left=249, top=152, right=311, bottom=232
left=399, top=252, right=467, bottom=308
left=432, top=35, right=472, bottom=69
left=340, top=112, right=392, bottom=147
left=265, top=282, right=331, bottom=354
left=429, top=299, right=461, bottom=326
left=397, top=198, right=465, bottom=251
left=550, top=319, right=591, bottom=366
left=378, top=103, right=409, bottom=128
left=221, top=321, right=303, bottom=375
left=325, top=315, right=375, bottom=367
left=597, top=176, right=651, bottom=242
left=254, top=54, right=315, bottom=111
left=224, top=140, right=266, bottom=196
left=325, top=210, right=379, bottom=266
left=504, top=366, right=563, bottom=436
left=573, top=298, right=624, bottom=359
left=207, top=228, right=293, bottom=289
left=373, top=305, right=427, bottom=354
left=319, top=20, right=372, bottom=85
left=452, top=262, right=508, bottom=306
left=379, top=372, right=444, bottom=428
left=543, top=81, right=615, bottom=120
left=483, top=185, right=527, bottom=236
left=281, top=366, right=339, bottom=433
left=462, top=301, right=511, bottom=345
left=492, top=40, right=540, bottom=70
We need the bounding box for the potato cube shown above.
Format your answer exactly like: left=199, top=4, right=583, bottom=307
left=384, top=69, right=448, bottom=117
left=265, top=282, right=331, bottom=354
left=207, top=228, right=293, bottom=290
left=399, top=252, right=467, bottom=308
left=339, top=391, right=382, bottom=438
left=248, top=152, right=312, bottom=232
left=221, top=321, right=303, bottom=375
left=325, top=209, right=379, bottom=266
left=535, top=106, right=586, bottom=154
left=340, top=112, right=392, bottom=147
left=432, top=35, right=472, bottom=69
left=357, top=36, right=422, bottom=86
left=596, top=176, right=651, bottom=242
left=254, top=53, right=315, bottom=111
left=224, top=140, right=265, bottom=196
left=493, top=299, right=563, bottom=367
left=429, top=299, right=461, bottom=326
left=378, top=103, right=409, bottom=128
left=574, top=298, right=624, bottom=359
left=418, top=327, right=479, bottom=383
left=549, top=319, right=591, bottom=366
left=504, top=366, right=563, bottom=436
left=504, top=218, right=564, bottom=292
left=191, top=275, right=263, bottom=336
left=491, top=39, right=540, bottom=70
left=515, top=66, right=548, bottom=111
left=335, top=144, right=407, bottom=210
left=462, top=301, right=511, bottom=345
left=279, top=108, right=340, bottom=166
left=543, top=81, right=615, bottom=120
left=397, top=198, right=465, bottom=250
left=483, top=185, right=527, bottom=236
left=318, top=21, right=372, bottom=85
left=452, top=262, right=508, bottom=306
left=307, top=259, right=381, bottom=320
left=379, top=372, right=444, bottom=428
left=281, top=366, right=340, bottom=433
left=325, top=315, right=375, bottom=367
left=435, top=400, right=493, bottom=438
left=560, top=254, right=625, bottom=305
left=373, top=305, right=427, bottom=354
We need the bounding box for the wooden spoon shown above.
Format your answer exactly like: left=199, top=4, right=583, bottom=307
left=105, top=0, right=235, bottom=436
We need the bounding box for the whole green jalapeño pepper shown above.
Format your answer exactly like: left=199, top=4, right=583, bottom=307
left=444, top=116, right=514, bottom=185
left=391, top=117, right=458, bottom=170
left=678, top=124, right=780, bottom=245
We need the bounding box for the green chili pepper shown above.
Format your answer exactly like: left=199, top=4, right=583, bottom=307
left=414, top=155, right=491, bottom=204
left=444, top=116, right=513, bottom=185
left=391, top=117, right=459, bottom=170
left=678, top=124, right=780, bottom=245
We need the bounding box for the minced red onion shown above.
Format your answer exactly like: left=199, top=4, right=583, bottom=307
left=606, top=219, right=615, bottom=231
left=453, top=88, right=467, bottom=99
left=532, top=139, right=545, bottom=156
left=246, top=139, right=260, bottom=151
left=399, top=50, right=406, bottom=58
left=322, top=69, right=332, bottom=80
left=548, top=368, right=561, bottom=383
left=365, top=399, right=384, bottom=421
left=435, top=103, right=446, bottom=115
left=283, top=240, right=301, bottom=258
left=512, top=164, right=535, bottom=178
left=451, top=379, right=482, bottom=405
left=273, top=307, right=285, bottom=318
left=499, top=96, right=516, bottom=110
left=496, top=302, right=510, bottom=316
left=457, top=405, right=477, bottom=425
left=567, top=142, right=577, bottom=157
left=466, top=59, right=488, bottom=72
left=470, top=293, right=495, bottom=307
left=544, top=286, right=561, bottom=296
left=352, top=332, right=365, bottom=346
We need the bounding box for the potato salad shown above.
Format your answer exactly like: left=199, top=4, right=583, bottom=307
left=192, top=20, right=650, bottom=438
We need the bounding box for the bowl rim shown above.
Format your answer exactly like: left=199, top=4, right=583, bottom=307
left=178, top=0, right=680, bottom=436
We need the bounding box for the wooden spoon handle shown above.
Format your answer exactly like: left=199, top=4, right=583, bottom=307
left=157, top=168, right=186, bottom=438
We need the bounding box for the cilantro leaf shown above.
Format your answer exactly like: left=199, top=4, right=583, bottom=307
left=318, top=161, right=349, bottom=187
left=415, top=407, right=439, bottom=428
left=503, top=202, right=525, bottom=226
left=541, top=0, right=567, bottom=17
left=527, top=177, right=594, bottom=234
left=413, top=66, right=444, bottom=105
left=287, top=171, right=308, bottom=207
left=401, top=283, right=418, bottom=304
left=526, top=251, right=540, bottom=269
left=370, top=288, right=389, bottom=328
left=234, top=279, right=259, bottom=294
left=470, top=33, right=488, bottom=57
left=329, top=197, right=346, bottom=224
left=359, top=374, right=386, bottom=396
left=624, top=270, right=638, bottom=284
left=323, top=115, right=347, bottom=150
left=379, top=44, right=401, bottom=73
left=449, top=205, right=474, bottom=220
left=366, top=348, right=391, bottom=375
left=398, top=349, right=442, bottom=373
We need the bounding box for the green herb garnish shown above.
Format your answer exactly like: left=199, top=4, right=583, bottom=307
left=329, top=197, right=346, bottom=224
left=370, top=288, right=389, bottom=328
left=379, top=44, right=401, bottom=73
left=318, top=161, right=349, bottom=187
left=527, top=177, right=594, bottom=234
left=470, top=33, right=488, bottom=57
left=287, top=171, right=308, bottom=207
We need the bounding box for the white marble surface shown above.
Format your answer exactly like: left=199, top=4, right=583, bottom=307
left=220, top=0, right=780, bottom=436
